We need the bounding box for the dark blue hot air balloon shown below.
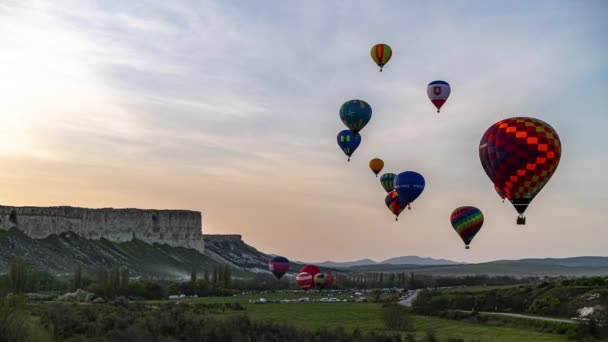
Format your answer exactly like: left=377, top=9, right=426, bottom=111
left=337, top=130, right=361, bottom=162
left=394, top=171, right=425, bottom=209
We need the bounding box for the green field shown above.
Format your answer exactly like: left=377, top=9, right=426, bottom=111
left=156, top=294, right=568, bottom=341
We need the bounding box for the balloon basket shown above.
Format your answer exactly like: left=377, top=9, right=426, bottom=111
left=516, top=216, right=526, bottom=225
left=465, top=245, right=470, bottom=250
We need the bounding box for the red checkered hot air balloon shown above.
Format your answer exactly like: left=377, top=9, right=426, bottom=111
left=479, top=117, right=561, bottom=225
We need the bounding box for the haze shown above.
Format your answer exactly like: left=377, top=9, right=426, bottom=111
left=1, top=0, right=606, bottom=263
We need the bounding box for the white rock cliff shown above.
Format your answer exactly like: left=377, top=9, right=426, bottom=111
left=0, top=205, right=204, bottom=253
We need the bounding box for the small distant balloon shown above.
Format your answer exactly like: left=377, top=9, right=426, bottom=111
left=450, top=206, right=484, bottom=249
left=371, top=43, right=392, bottom=72
left=393, top=171, right=425, bottom=209
left=296, top=272, right=313, bottom=291
left=326, top=273, right=336, bottom=288
left=337, top=130, right=361, bottom=162
left=385, top=190, right=406, bottom=220
left=268, top=256, right=290, bottom=280
left=380, top=173, right=396, bottom=193
left=300, top=265, right=321, bottom=279
left=369, top=158, right=384, bottom=177
left=427, top=80, right=451, bottom=113
left=339, top=100, right=372, bottom=134
left=314, top=273, right=327, bottom=289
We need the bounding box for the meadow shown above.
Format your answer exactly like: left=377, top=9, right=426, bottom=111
left=159, top=293, right=568, bottom=341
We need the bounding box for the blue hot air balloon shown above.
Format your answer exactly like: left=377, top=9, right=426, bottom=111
left=339, top=100, right=372, bottom=134
left=337, top=130, right=361, bottom=162
left=393, top=171, right=425, bottom=209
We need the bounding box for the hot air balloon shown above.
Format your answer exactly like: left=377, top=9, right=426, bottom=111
left=371, top=44, right=392, bottom=72
left=450, top=206, right=484, bottom=249
left=337, top=130, right=361, bottom=162
left=394, top=171, right=425, bottom=209
left=339, top=100, right=372, bottom=134
left=427, top=80, right=451, bottom=113
left=380, top=173, right=396, bottom=193
left=479, top=117, right=561, bottom=225
left=494, top=184, right=506, bottom=203
left=314, top=273, right=327, bottom=289
left=296, top=272, right=313, bottom=291
left=369, top=158, right=384, bottom=177
left=385, top=190, right=406, bottom=220
left=268, top=256, right=290, bottom=280
left=326, top=273, right=336, bottom=288
left=300, top=265, right=321, bottom=279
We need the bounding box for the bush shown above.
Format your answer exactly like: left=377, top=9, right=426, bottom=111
left=0, top=295, right=51, bottom=342
left=382, top=303, right=412, bottom=331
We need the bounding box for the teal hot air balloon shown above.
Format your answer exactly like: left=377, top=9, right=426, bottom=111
left=380, top=173, right=396, bottom=193
left=339, top=100, right=372, bottom=134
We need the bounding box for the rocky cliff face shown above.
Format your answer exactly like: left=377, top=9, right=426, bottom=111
left=0, top=206, right=203, bottom=253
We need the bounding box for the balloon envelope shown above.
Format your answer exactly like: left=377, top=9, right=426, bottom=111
left=450, top=206, right=484, bottom=248
left=296, top=272, right=313, bottom=290
left=479, top=117, right=561, bottom=220
left=427, top=80, right=451, bottom=113
left=300, top=265, right=321, bottom=279
left=339, top=100, right=372, bottom=133
left=314, top=273, right=327, bottom=289
left=394, top=171, right=425, bottom=207
left=385, top=190, right=406, bottom=220
left=337, top=130, right=361, bottom=161
left=268, top=256, right=290, bottom=279
left=380, top=173, right=396, bottom=193
left=371, top=44, right=392, bottom=71
left=369, top=158, right=384, bottom=176
left=326, top=273, right=335, bottom=288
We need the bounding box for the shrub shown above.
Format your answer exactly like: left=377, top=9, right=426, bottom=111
left=382, top=303, right=412, bottom=331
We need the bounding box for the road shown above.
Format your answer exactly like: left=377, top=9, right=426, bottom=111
left=458, top=310, right=578, bottom=324
left=398, top=289, right=421, bottom=307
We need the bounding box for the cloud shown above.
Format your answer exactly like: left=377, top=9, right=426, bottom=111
left=0, top=0, right=606, bottom=262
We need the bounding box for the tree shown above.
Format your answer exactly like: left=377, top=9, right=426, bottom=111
left=190, top=269, right=197, bottom=283
left=204, top=269, right=209, bottom=282
left=8, top=259, right=38, bottom=293
left=119, top=266, right=129, bottom=289
left=8, top=259, right=26, bottom=293
left=223, top=265, right=231, bottom=288
left=72, top=265, right=82, bottom=291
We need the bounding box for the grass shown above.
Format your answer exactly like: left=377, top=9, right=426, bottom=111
left=439, top=284, right=525, bottom=293
left=153, top=294, right=568, bottom=341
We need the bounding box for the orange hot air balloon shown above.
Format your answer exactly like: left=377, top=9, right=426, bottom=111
left=369, top=158, right=384, bottom=177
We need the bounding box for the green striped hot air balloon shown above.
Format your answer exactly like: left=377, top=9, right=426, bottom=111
left=371, top=43, right=392, bottom=72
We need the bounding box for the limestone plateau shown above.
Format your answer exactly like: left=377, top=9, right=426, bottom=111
left=0, top=205, right=204, bottom=253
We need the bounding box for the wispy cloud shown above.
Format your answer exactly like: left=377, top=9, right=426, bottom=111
left=0, top=0, right=606, bottom=262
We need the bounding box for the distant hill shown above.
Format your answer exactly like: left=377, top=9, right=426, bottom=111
left=317, top=259, right=378, bottom=268
left=3, top=227, right=607, bottom=278
left=381, top=256, right=462, bottom=266
left=317, top=256, right=460, bottom=268
left=0, top=228, right=221, bottom=279
left=347, top=258, right=608, bottom=277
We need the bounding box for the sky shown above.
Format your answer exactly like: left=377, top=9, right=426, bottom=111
left=1, top=0, right=607, bottom=263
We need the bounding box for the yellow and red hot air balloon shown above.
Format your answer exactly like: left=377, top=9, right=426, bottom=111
left=369, top=158, right=384, bottom=177
left=371, top=44, right=392, bottom=72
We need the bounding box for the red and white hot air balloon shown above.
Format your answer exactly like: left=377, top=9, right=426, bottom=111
left=427, top=80, right=451, bottom=113
left=296, top=272, right=313, bottom=290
